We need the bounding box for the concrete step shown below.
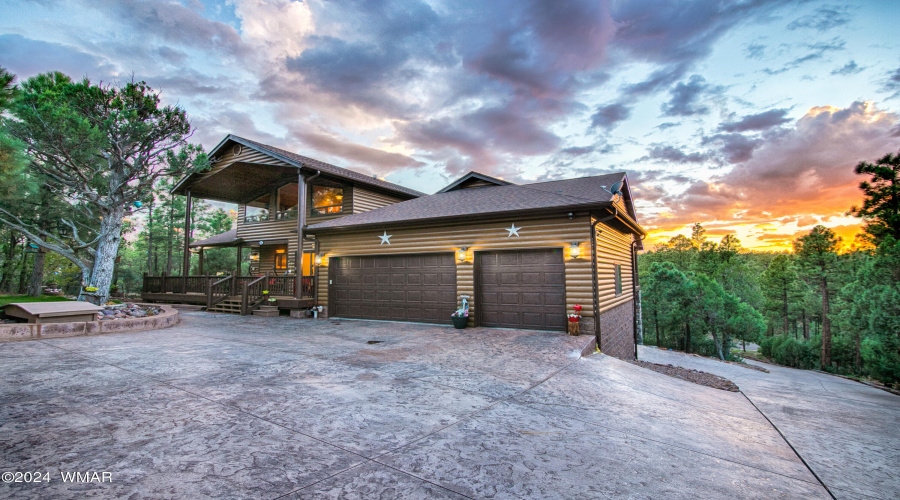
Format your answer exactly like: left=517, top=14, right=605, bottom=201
left=258, top=305, right=279, bottom=311
left=252, top=309, right=279, bottom=317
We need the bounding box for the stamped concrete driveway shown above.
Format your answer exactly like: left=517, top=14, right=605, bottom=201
left=3, top=312, right=830, bottom=499
left=640, top=345, right=900, bottom=500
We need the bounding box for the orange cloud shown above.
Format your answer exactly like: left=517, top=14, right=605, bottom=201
left=642, top=101, right=898, bottom=250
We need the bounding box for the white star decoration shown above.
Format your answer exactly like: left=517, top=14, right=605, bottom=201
left=506, top=223, right=521, bottom=237
left=379, top=231, right=392, bottom=245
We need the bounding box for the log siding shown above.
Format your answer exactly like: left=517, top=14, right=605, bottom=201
left=314, top=215, right=595, bottom=326
left=594, top=219, right=635, bottom=313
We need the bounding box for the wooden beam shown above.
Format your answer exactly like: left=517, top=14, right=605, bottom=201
left=182, top=189, right=192, bottom=276
left=295, top=171, right=307, bottom=299
left=235, top=244, right=242, bottom=277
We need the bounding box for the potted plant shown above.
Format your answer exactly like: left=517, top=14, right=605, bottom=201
left=451, top=309, right=468, bottom=329
left=568, top=304, right=582, bottom=336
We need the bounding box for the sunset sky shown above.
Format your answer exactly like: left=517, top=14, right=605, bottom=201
left=2, top=0, right=899, bottom=250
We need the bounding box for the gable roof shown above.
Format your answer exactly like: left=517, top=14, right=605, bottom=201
left=189, top=228, right=241, bottom=248
left=234, top=136, right=424, bottom=198
left=173, top=135, right=423, bottom=200
left=437, top=171, right=513, bottom=193
left=307, top=172, right=645, bottom=238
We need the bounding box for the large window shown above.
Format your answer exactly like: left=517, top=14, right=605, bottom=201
left=312, top=185, right=343, bottom=215
left=276, top=183, right=299, bottom=219
left=245, top=193, right=270, bottom=223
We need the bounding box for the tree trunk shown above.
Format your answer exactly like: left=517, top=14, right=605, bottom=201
left=27, top=248, right=45, bottom=297
left=684, top=323, right=692, bottom=353
left=820, top=277, right=832, bottom=369
left=782, top=285, right=788, bottom=335
left=16, top=246, right=29, bottom=294
left=166, top=201, right=173, bottom=275
left=0, top=233, right=18, bottom=292
left=854, top=333, right=861, bottom=370
left=147, top=198, right=153, bottom=274
left=79, top=205, right=126, bottom=305
left=711, top=330, right=724, bottom=360
left=802, top=310, right=810, bottom=341
left=654, top=309, right=660, bottom=346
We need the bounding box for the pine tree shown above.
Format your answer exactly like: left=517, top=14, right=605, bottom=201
left=848, top=150, right=900, bottom=244
left=794, top=226, right=841, bottom=369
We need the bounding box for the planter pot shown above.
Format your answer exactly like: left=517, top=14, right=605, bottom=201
left=451, top=316, right=468, bottom=329
left=567, top=320, right=580, bottom=336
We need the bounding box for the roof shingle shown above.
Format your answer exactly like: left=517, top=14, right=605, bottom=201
left=307, top=173, right=628, bottom=231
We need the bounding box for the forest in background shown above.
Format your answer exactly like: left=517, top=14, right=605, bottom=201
left=0, top=176, right=239, bottom=297
left=640, top=151, right=899, bottom=386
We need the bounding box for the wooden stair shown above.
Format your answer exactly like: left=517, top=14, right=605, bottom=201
left=252, top=305, right=280, bottom=317
left=206, top=296, right=242, bottom=315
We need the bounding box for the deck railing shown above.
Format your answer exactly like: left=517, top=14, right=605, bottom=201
left=207, top=275, right=234, bottom=309
left=143, top=273, right=316, bottom=314
left=241, top=276, right=267, bottom=315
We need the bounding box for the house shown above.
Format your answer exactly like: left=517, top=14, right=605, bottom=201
left=146, top=134, right=646, bottom=359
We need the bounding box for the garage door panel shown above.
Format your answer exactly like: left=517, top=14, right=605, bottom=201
left=499, top=253, right=519, bottom=265
left=478, top=249, right=566, bottom=331
left=521, top=272, right=542, bottom=285
left=500, top=272, right=519, bottom=285
left=330, top=253, right=456, bottom=324
left=522, top=292, right=544, bottom=306
left=545, top=291, right=566, bottom=306
left=499, top=292, right=519, bottom=305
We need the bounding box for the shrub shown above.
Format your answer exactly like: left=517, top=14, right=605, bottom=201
left=760, top=335, right=819, bottom=369
left=861, top=338, right=900, bottom=387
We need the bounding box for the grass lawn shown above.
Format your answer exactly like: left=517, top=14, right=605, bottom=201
left=0, top=295, right=74, bottom=308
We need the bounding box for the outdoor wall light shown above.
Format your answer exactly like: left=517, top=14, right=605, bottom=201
left=569, top=242, right=582, bottom=259
left=249, top=253, right=260, bottom=261
left=457, top=247, right=469, bottom=262
left=314, top=254, right=323, bottom=266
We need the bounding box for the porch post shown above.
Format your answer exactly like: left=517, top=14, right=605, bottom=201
left=295, top=170, right=307, bottom=299
left=235, top=244, right=242, bottom=276
left=182, top=189, right=192, bottom=276
left=199, top=248, right=205, bottom=275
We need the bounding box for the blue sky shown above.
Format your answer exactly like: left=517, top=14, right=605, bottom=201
left=2, top=0, right=899, bottom=248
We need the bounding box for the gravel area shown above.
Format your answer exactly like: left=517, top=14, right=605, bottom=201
left=628, top=359, right=740, bottom=392
left=98, top=303, right=164, bottom=320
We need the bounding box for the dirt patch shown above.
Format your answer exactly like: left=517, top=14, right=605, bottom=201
left=726, top=359, right=769, bottom=373
left=628, top=360, right=740, bottom=392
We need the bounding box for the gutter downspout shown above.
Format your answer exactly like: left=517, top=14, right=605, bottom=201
left=631, top=235, right=645, bottom=360
left=591, top=207, right=618, bottom=354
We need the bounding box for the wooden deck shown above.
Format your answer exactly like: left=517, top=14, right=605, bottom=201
left=141, top=275, right=316, bottom=315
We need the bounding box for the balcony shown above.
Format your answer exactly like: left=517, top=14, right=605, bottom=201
left=243, top=209, right=298, bottom=225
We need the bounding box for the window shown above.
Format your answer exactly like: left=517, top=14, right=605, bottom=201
left=614, top=264, right=622, bottom=296
left=274, top=249, right=287, bottom=270
left=275, top=183, right=299, bottom=219
left=245, top=193, right=270, bottom=223
left=311, top=185, right=343, bottom=215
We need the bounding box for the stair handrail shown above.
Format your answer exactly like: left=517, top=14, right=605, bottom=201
left=241, top=276, right=266, bottom=315
left=207, top=275, right=234, bottom=309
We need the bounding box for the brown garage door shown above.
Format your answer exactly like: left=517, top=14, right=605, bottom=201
left=477, top=249, right=566, bottom=331
left=329, top=253, right=457, bottom=324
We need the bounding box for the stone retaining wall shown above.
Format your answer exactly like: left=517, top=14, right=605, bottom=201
left=0, top=304, right=179, bottom=342
left=598, top=299, right=636, bottom=360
